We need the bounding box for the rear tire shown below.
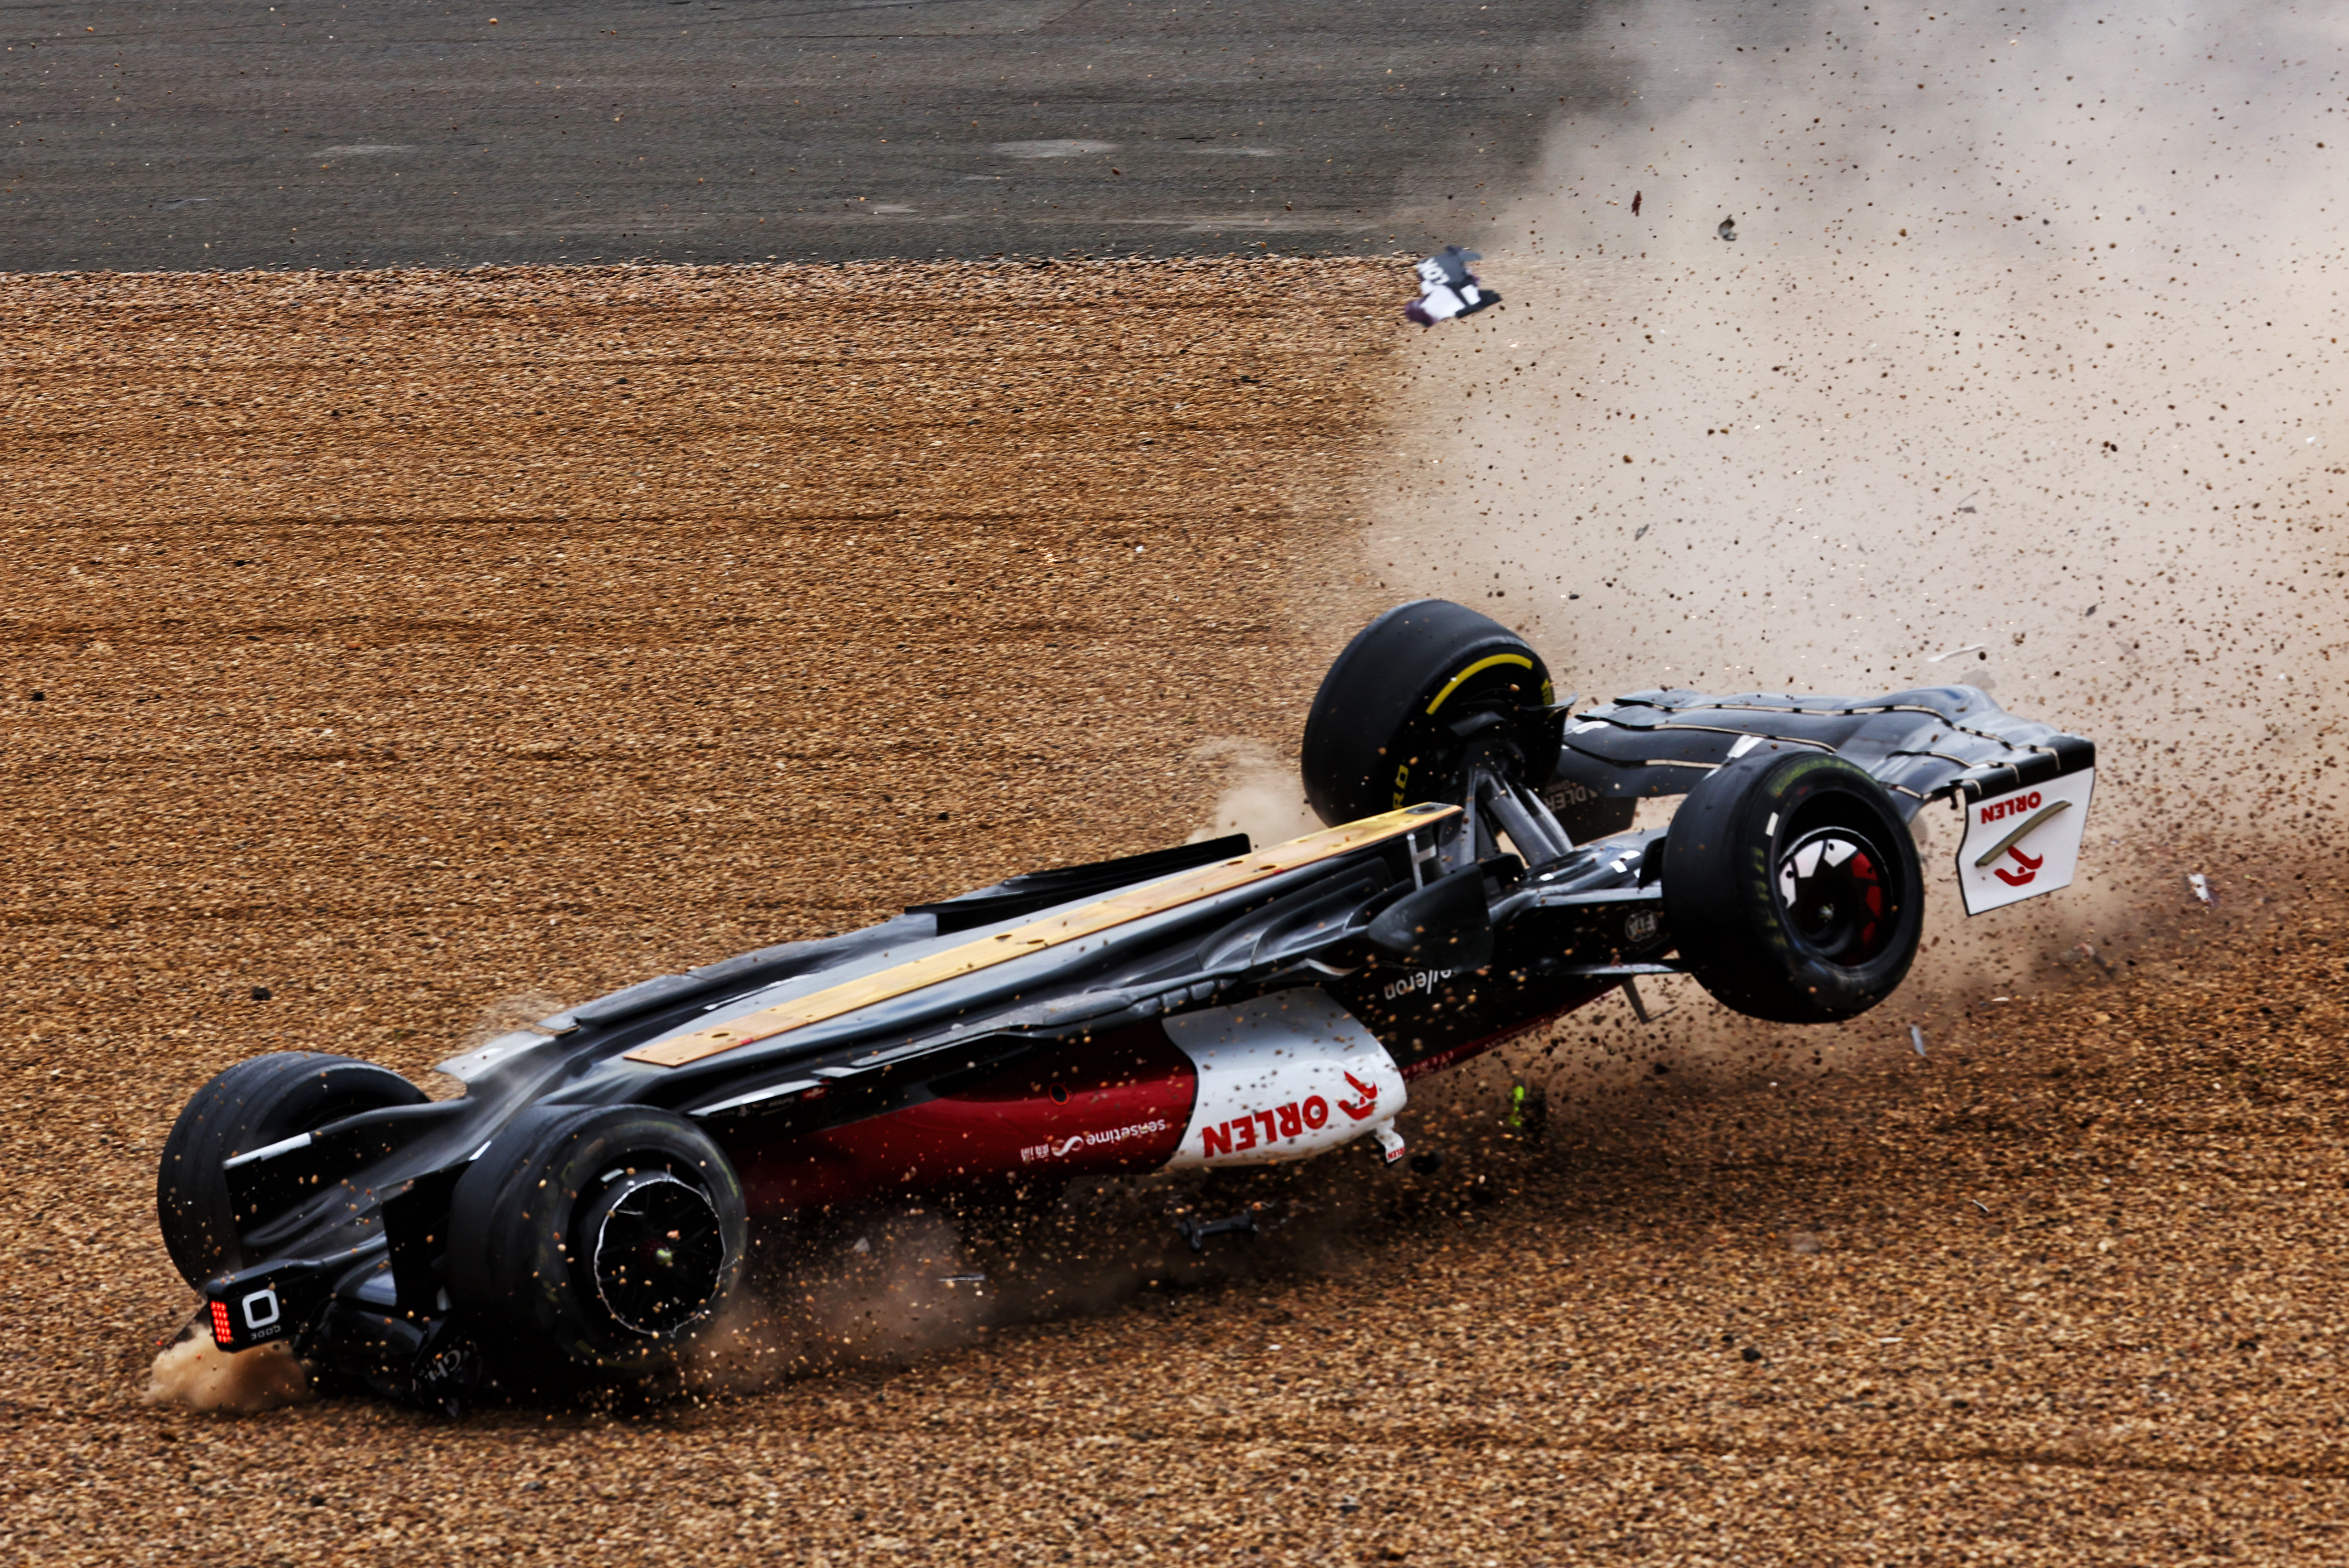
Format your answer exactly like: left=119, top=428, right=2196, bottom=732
left=1300, top=599, right=1558, bottom=826
left=445, top=1104, right=748, bottom=1393
left=1661, top=752, right=1925, bottom=1023
left=157, top=1052, right=429, bottom=1289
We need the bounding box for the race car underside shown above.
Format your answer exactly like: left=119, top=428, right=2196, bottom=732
left=162, top=600, right=2093, bottom=1410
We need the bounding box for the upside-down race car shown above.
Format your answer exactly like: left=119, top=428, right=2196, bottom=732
left=159, top=600, right=2094, bottom=1405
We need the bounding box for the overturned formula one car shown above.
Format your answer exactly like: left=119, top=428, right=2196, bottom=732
left=160, top=600, right=2094, bottom=1406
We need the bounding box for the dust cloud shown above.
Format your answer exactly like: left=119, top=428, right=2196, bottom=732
left=689, top=1210, right=996, bottom=1390
left=686, top=1182, right=1378, bottom=1395
left=144, top=1332, right=314, bottom=1414
left=1188, top=738, right=1323, bottom=850
left=1358, top=0, right=2346, bottom=1011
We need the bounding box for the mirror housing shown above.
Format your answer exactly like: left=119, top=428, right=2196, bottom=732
left=1365, top=867, right=1494, bottom=970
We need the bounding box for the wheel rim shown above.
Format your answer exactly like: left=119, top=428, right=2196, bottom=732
left=582, top=1170, right=729, bottom=1338
left=1774, top=825, right=1897, bottom=965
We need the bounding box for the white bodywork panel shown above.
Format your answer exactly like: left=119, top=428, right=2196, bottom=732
left=1955, top=767, right=2096, bottom=915
left=1161, top=990, right=1407, bottom=1168
left=1412, top=280, right=1482, bottom=321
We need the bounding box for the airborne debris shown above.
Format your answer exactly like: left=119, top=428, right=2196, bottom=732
left=1176, top=1208, right=1260, bottom=1253
left=1503, top=1081, right=1547, bottom=1144
left=1717, top=217, right=1738, bottom=241
left=2188, top=873, right=2216, bottom=907
left=1909, top=1024, right=1927, bottom=1057
left=1927, top=642, right=1989, bottom=663
left=1631, top=190, right=1643, bottom=216
left=1634, top=523, right=1650, bottom=540
left=1405, top=246, right=1499, bottom=326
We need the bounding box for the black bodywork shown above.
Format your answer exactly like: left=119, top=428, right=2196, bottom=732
left=187, top=680, right=2090, bottom=1404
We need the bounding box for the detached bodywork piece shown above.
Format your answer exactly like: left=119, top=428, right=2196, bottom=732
left=159, top=601, right=2093, bottom=1406
left=1405, top=246, right=1498, bottom=325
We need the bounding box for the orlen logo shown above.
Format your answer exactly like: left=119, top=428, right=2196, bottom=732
left=1543, top=778, right=1602, bottom=811
left=1992, top=847, right=2045, bottom=888
left=1381, top=967, right=1457, bottom=1002
left=1199, top=1074, right=1381, bottom=1157
left=1978, top=791, right=2042, bottom=825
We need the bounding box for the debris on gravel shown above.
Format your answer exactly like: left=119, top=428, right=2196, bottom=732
left=5, top=262, right=2347, bottom=1565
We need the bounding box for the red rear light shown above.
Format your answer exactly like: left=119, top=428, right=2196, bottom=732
left=208, top=1299, right=234, bottom=1346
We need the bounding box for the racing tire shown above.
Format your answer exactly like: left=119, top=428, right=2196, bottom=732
left=1301, top=599, right=1559, bottom=827
left=445, top=1104, right=748, bottom=1393
left=157, top=1052, right=430, bottom=1289
left=1661, top=751, right=1925, bottom=1024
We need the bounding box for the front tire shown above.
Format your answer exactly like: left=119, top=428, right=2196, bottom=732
left=445, top=1104, right=748, bottom=1393
left=1300, top=599, right=1558, bottom=826
left=157, top=1052, right=429, bottom=1289
left=1661, top=752, right=1925, bottom=1023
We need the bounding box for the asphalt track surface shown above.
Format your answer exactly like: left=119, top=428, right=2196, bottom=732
left=6, top=262, right=2349, bottom=1564
left=2, top=0, right=1629, bottom=272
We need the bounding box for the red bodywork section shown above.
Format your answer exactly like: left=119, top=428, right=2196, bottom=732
left=728, top=1023, right=1196, bottom=1215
